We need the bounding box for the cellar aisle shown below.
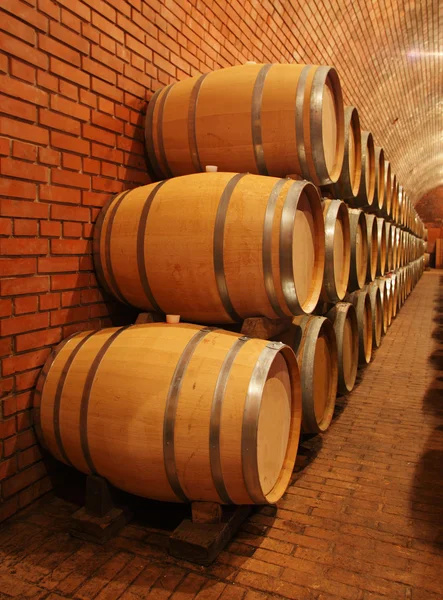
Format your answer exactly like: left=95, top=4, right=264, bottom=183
left=0, top=271, right=442, bottom=600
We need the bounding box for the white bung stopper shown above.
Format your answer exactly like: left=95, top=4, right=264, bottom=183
left=166, top=314, right=181, bottom=324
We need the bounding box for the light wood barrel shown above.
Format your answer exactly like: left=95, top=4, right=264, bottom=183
left=354, top=130, right=375, bottom=209
left=387, top=281, right=394, bottom=326
left=397, top=228, right=404, bottom=268
left=404, top=232, right=410, bottom=264
left=364, top=213, right=377, bottom=282
left=401, top=229, right=407, bottom=268
left=34, top=323, right=301, bottom=505
left=326, top=302, right=358, bottom=395
left=93, top=173, right=325, bottom=323
left=376, top=277, right=389, bottom=334
left=390, top=225, right=398, bottom=270
left=407, top=265, right=412, bottom=297
left=424, top=252, right=430, bottom=269
left=320, top=199, right=351, bottom=303
left=373, top=147, right=385, bottom=214
left=385, top=221, right=392, bottom=272
left=405, top=266, right=410, bottom=297
left=405, top=231, right=411, bottom=265
left=376, top=218, right=387, bottom=276
left=365, top=282, right=383, bottom=348
left=397, top=268, right=405, bottom=309
left=402, top=267, right=408, bottom=305
left=383, top=160, right=392, bottom=218
left=145, top=63, right=345, bottom=186
left=347, top=289, right=373, bottom=364
left=403, top=193, right=409, bottom=230
left=276, top=316, right=337, bottom=434
left=322, top=106, right=361, bottom=199
left=387, top=274, right=398, bottom=318
left=401, top=267, right=407, bottom=307
left=398, top=186, right=405, bottom=228
left=348, top=208, right=368, bottom=292
left=391, top=175, right=398, bottom=223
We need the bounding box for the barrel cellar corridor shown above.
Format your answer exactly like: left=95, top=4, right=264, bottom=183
left=0, top=0, right=442, bottom=598
left=0, top=270, right=441, bottom=599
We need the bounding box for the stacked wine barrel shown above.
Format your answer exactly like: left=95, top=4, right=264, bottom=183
left=33, top=62, right=425, bottom=508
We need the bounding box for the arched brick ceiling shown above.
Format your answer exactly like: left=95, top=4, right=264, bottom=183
left=165, top=0, right=441, bottom=205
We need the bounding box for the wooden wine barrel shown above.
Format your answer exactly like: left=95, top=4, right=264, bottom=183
left=322, top=106, right=361, bottom=199
left=390, top=225, right=398, bottom=271
left=326, top=302, right=358, bottom=395
left=402, top=267, right=408, bottom=306
left=376, top=277, right=389, bottom=334
left=403, top=231, right=411, bottom=265
left=397, top=268, right=405, bottom=309
left=376, top=218, right=387, bottom=276
left=424, top=252, right=430, bottom=270
left=383, top=160, right=392, bottom=218
left=402, top=191, right=408, bottom=230
left=398, top=229, right=404, bottom=268
left=320, top=199, right=351, bottom=303
left=385, top=279, right=393, bottom=327
left=405, top=231, right=411, bottom=265
left=145, top=63, right=345, bottom=186
left=93, top=173, right=325, bottom=323
left=347, top=208, right=368, bottom=292
left=385, top=221, right=392, bottom=272
left=364, top=213, right=377, bottom=282
left=398, top=186, right=405, bottom=228
left=403, top=267, right=409, bottom=298
left=346, top=289, right=372, bottom=364
left=391, top=175, right=398, bottom=223
left=354, top=130, right=375, bottom=209
left=387, top=274, right=398, bottom=319
left=34, top=323, right=301, bottom=505
left=406, top=198, right=413, bottom=232
left=406, top=232, right=411, bottom=265
left=373, top=147, right=385, bottom=214
left=404, top=194, right=410, bottom=230
left=407, top=263, right=412, bottom=295
left=405, top=265, right=411, bottom=298
left=275, top=316, right=337, bottom=434
left=365, top=282, right=383, bottom=348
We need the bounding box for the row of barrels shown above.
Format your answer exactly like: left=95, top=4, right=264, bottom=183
left=144, top=63, right=425, bottom=237
left=323, top=109, right=422, bottom=235
left=91, top=172, right=424, bottom=321
left=321, top=199, right=424, bottom=305
left=33, top=257, right=423, bottom=506
left=286, top=257, right=423, bottom=438
left=33, top=60, right=427, bottom=510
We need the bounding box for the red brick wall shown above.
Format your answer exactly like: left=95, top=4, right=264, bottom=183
left=416, top=187, right=443, bottom=229
left=0, top=0, right=440, bottom=520
left=423, top=228, right=443, bottom=254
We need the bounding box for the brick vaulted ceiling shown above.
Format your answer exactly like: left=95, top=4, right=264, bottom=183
left=184, top=0, right=442, bottom=205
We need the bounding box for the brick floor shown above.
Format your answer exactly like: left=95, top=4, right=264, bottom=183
left=0, top=270, right=442, bottom=600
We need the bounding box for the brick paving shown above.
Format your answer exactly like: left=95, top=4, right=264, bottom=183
left=0, top=270, right=442, bottom=600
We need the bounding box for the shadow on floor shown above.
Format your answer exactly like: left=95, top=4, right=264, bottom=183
left=410, top=278, right=443, bottom=549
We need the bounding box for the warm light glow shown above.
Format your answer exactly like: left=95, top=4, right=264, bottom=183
left=407, top=50, right=443, bottom=57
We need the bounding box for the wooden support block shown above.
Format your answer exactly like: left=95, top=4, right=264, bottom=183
left=169, top=505, right=252, bottom=566
left=191, top=501, right=222, bottom=524
left=135, top=311, right=163, bottom=324
left=69, top=475, right=131, bottom=544
left=240, top=316, right=292, bottom=340
left=85, top=475, right=114, bottom=518
left=70, top=506, right=131, bottom=544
